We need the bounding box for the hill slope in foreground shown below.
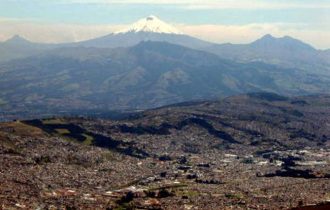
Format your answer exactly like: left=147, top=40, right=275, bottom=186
left=1, top=93, right=330, bottom=209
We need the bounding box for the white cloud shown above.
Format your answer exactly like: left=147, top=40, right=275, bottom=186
left=183, top=1, right=330, bottom=10
left=57, top=0, right=330, bottom=9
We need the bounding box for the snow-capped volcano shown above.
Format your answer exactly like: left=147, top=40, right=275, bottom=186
left=115, top=15, right=183, bottom=35
left=74, top=15, right=211, bottom=49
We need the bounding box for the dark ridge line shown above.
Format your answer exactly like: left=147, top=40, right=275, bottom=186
left=263, top=167, right=330, bottom=179
left=114, top=117, right=240, bottom=144
left=188, top=114, right=256, bottom=134
left=177, top=118, right=240, bottom=144
left=24, top=119, right=149, bottom=159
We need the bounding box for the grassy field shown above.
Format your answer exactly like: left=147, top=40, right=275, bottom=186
left=82, top=133, right=94, bottom=145
left=42, top=118, right=66, bottom=125
left=55, top=128, right=71, bottom=135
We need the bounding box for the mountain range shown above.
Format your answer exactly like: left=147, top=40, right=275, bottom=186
left=204, top=34, right=330, bottom=75
left=0, top=15, right=329, bottom=119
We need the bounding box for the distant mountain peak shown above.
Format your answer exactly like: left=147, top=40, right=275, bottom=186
left=146, top=15, right=157, bottom=21
left=252, top=34, right=315, bottom=50
left=257, top=34, right=300, bottom=42
left=114, top=15, right=183, bottom=35
left=5, top=35, right=31, bottom=44
left=262, top=34, right=274, bottom=39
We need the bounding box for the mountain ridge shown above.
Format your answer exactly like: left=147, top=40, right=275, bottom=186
left=204, top=34, right=330, bottom=75
left=1, top=41, right=330, bottom=120
left=0, top=16, right=329, bottom=69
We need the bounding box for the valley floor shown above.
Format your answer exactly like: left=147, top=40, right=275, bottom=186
left=1, top=94, right=330, bottom=209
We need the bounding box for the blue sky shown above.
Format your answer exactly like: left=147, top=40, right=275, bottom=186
left=0, top=0, right=329, bottom=48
